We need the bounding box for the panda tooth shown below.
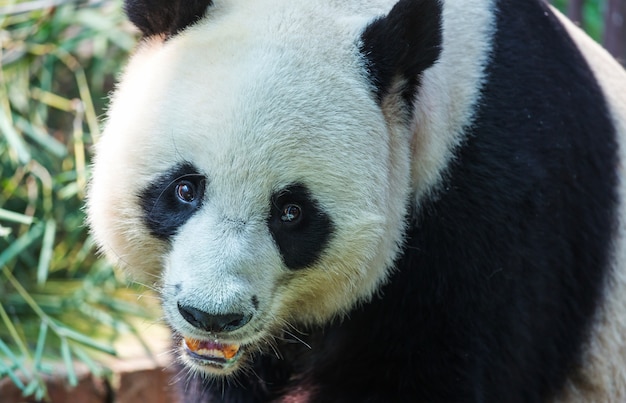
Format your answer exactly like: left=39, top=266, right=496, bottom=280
left=196, top=347, right=226, bottom=359
left=184, top=337, right=202, bottom=352
left=220, top=344, right=240, bottom=360
left=183, top=337, right=241, bottom=361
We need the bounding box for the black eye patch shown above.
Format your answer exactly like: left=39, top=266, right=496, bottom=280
left=268, top=184, right=334, bottom=270
left=140, top=163, right=206, bottom=240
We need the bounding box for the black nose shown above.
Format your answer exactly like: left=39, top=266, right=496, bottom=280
left=177, top=303, right=251, bottom=333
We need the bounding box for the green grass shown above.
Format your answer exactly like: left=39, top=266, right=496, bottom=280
left=0, top=0, right=154, bottom=400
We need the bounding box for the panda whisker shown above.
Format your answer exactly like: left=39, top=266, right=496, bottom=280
left=226, top=368, right=246, bottom=390
left=169, top=131, right=183, bottom=161
left=271, top=318, right=311, bottom=349
left=169, top=363, right=190, bottom=388
left=131, top=281, right=161, bottom=294
left=158, top=347, right=178, bottom=361
left=266, top=337, right=284, bottom=360
left=282, top=330, right=311, bottom=350
left=162, top=358, right=186, bottom=384
left=134, top=270, right=162, bottom=282
left=282, top=320, right=309, bottom=336
left=96, top=239, right=133, bottom=269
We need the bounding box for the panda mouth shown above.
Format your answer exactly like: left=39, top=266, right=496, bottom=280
left=182, top=337, right=243, bottom=367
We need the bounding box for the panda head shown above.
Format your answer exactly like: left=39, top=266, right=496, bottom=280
left=87, top=0, right=441, bottom=376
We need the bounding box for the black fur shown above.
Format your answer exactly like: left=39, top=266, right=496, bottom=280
left=178, top=0, right=619, bottom=401
left=360, top=0, right=443, bottom=105
left=268, top=184, right=334, bottom=270
left=140, top=163, right=206, bottom=240
left=124, top=0, right=213, bottom=37
left=177, top=303, right=252, bottom=333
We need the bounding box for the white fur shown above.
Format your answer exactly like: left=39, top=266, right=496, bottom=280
left=85, top=0, right=500, bottom=378
left=409, top=0, right=495, bottom=203
left=88, top=0, right=495, bottom=298
left=88, top=0, right=424, bottom=374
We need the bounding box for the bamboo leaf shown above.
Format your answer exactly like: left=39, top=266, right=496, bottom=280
left=0, top=221, right=44, bottom=268
left=22, top=379, right=41, bottom=397
left=71, top=345, right=104, bottom=378
left=0, top=303, right=33, bottom=368
left=0, top=208, right=34, bottom=226
left=0, top=0, right=70, bottom=15
left=34, top=382, right=47, bottom=401
left=56, top=325, right=117, bottom=355
left=0, top=338, right=28, bottom=388
left=0, top=356, right=25, bottom=390
left=37, top=219, right=56, bottom=286
left=33, top=321, right=48, bottom=371
left=14, top=115, right=67, bottom=158
left=60, top=337, right=77, bottom=387
left=30, top=87, right=75, bottom=112
left=0, top=0, right=157, bottom=393
left=0, top=106, right=30, bottom=164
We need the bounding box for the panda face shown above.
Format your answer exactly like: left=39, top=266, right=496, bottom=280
left=88, top=2, right=416, bottom=376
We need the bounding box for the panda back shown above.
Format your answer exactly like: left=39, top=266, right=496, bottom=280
left=551, top=7, right=626, bottom=402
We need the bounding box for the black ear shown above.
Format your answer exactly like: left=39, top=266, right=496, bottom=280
left=360, top=0, right=442, bottom=105
left=125, top=0, right=213, bottom=37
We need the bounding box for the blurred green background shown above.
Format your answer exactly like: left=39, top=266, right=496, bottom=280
left=0, top=1, right=152, bottom=400
left=0, top=0, right=622, bottom=400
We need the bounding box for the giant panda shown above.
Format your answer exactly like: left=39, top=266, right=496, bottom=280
left=87, top=0, right=626, bottom=401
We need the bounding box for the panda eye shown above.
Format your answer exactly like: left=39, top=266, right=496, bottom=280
left=280, top=204, right=302, bottom=224
left=175, top=180, right=196, bottom=203
left=141, top=163, right=206, bottom=240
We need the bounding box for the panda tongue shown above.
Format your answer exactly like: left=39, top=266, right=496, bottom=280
left=184, top=337, right=240, bottom=360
